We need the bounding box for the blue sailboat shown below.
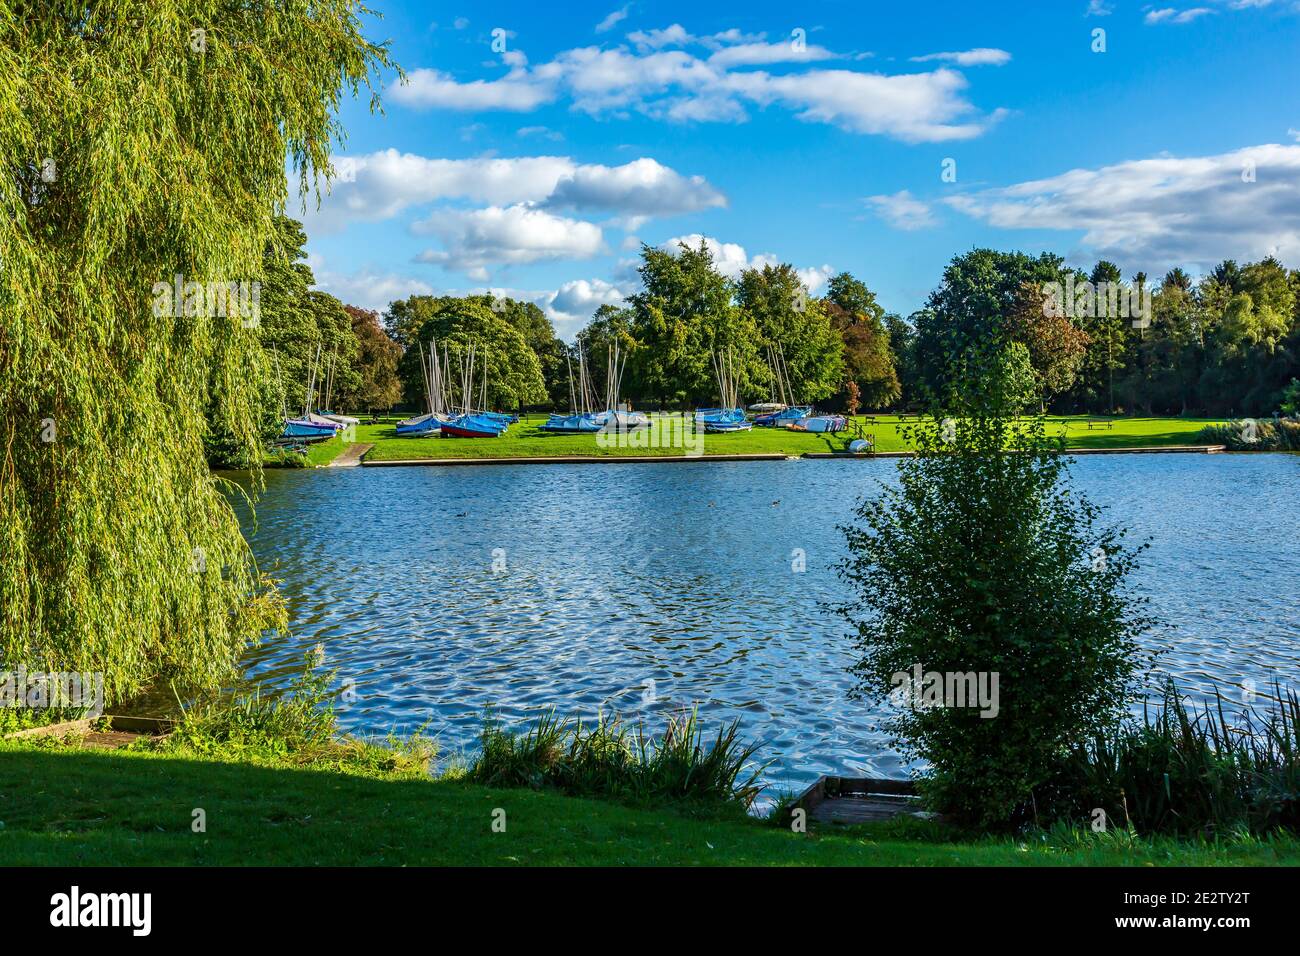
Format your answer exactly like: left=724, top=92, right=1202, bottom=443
left=697, top=348, right=749, bottom=434
left=439, top=341, right=513, bottom=438
left=754, top=405, right=811, bottom=427
left=396, top=340, right=454, bottom=438
left=282, top=345, right=343, bottom=440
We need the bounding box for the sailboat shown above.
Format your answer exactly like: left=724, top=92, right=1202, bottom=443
left=540, top=344, right=602, bottom=433
left=440, top=342, right=510, bottom=438
left=752, top=346, right=810, bottom=427
left=698, top=349, right=751, bottom=433
left=790, top=413, right=847, bottom=433
left=317, top=348, right=359, bottom=427
left=396, top=340, right=452, bottom=437
left=593, top=339, right=649, bottom=430
left=283, top=344, right=344, bottom=440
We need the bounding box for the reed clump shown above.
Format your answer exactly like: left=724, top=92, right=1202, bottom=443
left=467, top=709, right=765, bottom=812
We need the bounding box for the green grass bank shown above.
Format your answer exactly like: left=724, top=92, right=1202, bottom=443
left=355, top=414, right=1225, bottom=464
left=1, top=737, right=1294, bottom=866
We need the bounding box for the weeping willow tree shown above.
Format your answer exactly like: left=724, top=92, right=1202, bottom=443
left=0, top=2, right=393, bottom=703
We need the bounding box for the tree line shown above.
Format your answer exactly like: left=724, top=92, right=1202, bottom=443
left=241, top=231, right=1300, bottom=447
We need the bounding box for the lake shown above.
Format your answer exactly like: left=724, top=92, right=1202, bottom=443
left=230, top=453, right=1300, bottom=795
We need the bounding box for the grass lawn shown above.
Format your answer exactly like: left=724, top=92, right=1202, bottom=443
left=263, top=433, right=350, bottom=468
left=0, top=740, right=1292, bottom=866
left=358, top=414, right=1227, bottom=463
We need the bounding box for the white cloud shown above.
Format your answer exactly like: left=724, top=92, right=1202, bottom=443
left=1086, top=1, right=1114, bottom=15
left=310, top=261, right=435, bottom=311
left=740, top=67, right=1007, bottom=142
left=413, top=204, right=605, bottom=278
left=627, top=24, right=695, bottom=50
left=865, top=190, right=940, bottom=230
left=595, top=5, right=630, bottom=33
left=945, top=143, right=1300, bottom=272
left=517, top=125, right=564, bottom=141
left=392, top=67, right=558, bottom=110
left=306, top=151, right=723, bottom=233
left=304, top=152, right=574, bottom=232
left=546, top=278, right=629, bottom=319
left=390, top=34, right=1007, bottom=143
left=909, top=48, right=1012, bottom=67
left=543, top=157, right=726, bottom=225
left=1144, top=7, right=1215, bottom=23
left=706, top=40, right=839, bottom=69
left=797, top=265, right=835, bottom=294
left=1290, top=128, right=1300, bottom=142
left=660, top=234, right=766, bottom=278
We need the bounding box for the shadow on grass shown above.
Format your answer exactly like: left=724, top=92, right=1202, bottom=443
left=3, top=747, right=1292, bottom=866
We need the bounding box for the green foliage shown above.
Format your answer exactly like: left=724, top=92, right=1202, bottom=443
left=467, top=709, right=765, bottom=813
left=914, top=249, right=1070, bottom=407
left=207, top=217, right=363, bottom=467
left=738, top=263, right=843, bottom=403
left=1279, top=379, right=1300, bottom=416
left=0, top=705, right=86, bottom=735
left=0, top=2, right=391, bottom=702
left=1042, top=682, right=1300, bottom=836
left=1197, top=418, right=1300, bottom=450
left=836, top=365, right=1151, bottom=828
left=386, top=294, right=551, bottom=410
left=167, top=648, right=435, bottom=775
left=627, top=240, right=760, bottom=406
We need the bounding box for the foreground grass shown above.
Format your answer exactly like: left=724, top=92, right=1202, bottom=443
left=359, top=414, right=1227, bottom=463
left=1, top=740, right=1292, bottom=866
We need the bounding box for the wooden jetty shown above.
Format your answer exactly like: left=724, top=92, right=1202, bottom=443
left=793, top=775, right=925, bottom=825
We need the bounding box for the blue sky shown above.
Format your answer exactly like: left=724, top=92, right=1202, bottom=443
left=302, top=0, right=1300, bottom=338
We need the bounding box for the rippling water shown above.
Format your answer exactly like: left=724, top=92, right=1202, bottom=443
left=228, top=453, right=1300, bottom=794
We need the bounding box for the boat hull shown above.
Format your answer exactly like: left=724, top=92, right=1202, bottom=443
left=795, top=415, right=847, bottom=433
left=283, top=418, right=340, bottom=439
left=440, top=413, right=507, bottom=438
left=395, top=413, right=445, bottom=437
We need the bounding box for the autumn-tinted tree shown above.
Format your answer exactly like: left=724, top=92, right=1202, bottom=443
left=819, top=272, right=897, bottom=410
left=1006, top=281, right=1090, bottom=412
left=343, top=305, right=402, bottom=411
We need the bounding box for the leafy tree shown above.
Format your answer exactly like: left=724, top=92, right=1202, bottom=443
left=822, top=272, right=899, bottom=409
left=575, top=304, right=637, bottom=409
left=1280, top=379, right=1300, bottom=416
left=395, top=298, right=546, bottom=411
left=257, top=220, right=361, bottom=414
left=0, top=2, right=390, bottom=703
left=836, top=349, right=1149, bottom=827
left=385, top=293, right=561, bottom=408
left=737, top=264, right=843, bottom=404
left=627, top=241, right=759, bottom=407
left=342, top=305, right=402, bottom=411
left=885, top=313, right=920, bottom=408
left=914, top=249, right=1068, bottom=407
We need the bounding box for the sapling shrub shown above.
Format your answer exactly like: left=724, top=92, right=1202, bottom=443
left=836, top=344, right=1152, bottom=828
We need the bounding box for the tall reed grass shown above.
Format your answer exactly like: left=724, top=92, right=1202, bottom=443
left=1198, top=418, right=1300, bottom=450
left=1040, top=681, right=1299, bottom=835
left=467, top=710, right=766, bottom=812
